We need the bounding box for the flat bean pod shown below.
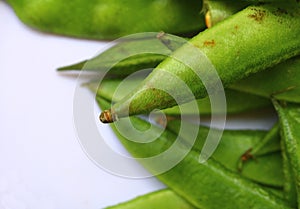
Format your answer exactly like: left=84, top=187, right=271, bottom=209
left=91, top=81, right=281, bottom=186
left=57, top=54, right=165, bottom=77
left=166, top=120, right=284, bottom=188
left=97, top=99, right=291, bottom=209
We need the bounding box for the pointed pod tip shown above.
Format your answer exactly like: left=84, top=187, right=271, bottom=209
left=99, top=109, right=116, bottom=124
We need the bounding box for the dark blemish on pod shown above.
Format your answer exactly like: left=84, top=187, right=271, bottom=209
left=241, top=150, right=253, bottom=161
left=272, top=8, right=288, bottom=16
left=203, top=40, right=215, bottom=47
left=273, top=7, right=295, bottom=19
left=231, top=25, right=239, bottom=35
left=248, top=8, right=266, bottom=23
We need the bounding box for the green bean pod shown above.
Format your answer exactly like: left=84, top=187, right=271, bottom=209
left=105, top=189, right=196, bottom=209
left=97, top=98, right=290, bottom=209
left=166, top=120, right=284, bottom=188
left=86, top=78, right=271, bottom=116
left=7, top=0, right=205, bottom=39
left=89, top=80, right=281, bottom=186
left=57, top=54, right=165, bottom=76
left=100, top=3, right=300, bottom=123
left=274, top=101, right=300, bottom=208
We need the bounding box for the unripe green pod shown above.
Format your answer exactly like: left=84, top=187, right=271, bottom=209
left=274, top=101, right=300, bottom=208
left=58, top=33, right=176, bottom=75
left=105, top=189, right=196, bottom=209
left=100, top=3, right=300, bottom=122
left=166, top=120, right=283, bottom=188
left=90, top=82, right=281, bottom=187
left=57, top=54, right=165, bottom=76
left=86, top=78, right=271, bottom=116
left=7, top=0, right=205, bottom=39
left=97, top=99, right=290, bottom=209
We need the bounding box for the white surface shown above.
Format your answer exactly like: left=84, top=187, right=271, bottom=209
left=0, top=2, right=164, bottom=209
left=0, top=2, right=277, bottom=209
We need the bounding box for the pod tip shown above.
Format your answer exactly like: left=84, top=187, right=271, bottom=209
left=99, top=109, right=116, bottom=123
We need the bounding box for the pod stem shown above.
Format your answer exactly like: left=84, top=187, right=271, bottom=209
left=99, top=109, right=117, bottom=123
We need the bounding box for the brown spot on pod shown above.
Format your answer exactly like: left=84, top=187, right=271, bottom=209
left=203, top=39, right=215, bottom=47
left=248, top=8, right=266, bottom=23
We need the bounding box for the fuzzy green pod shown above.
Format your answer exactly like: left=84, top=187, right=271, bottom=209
left=105, top=189, right=196, bottom=209
left=86, top=78, right=271, bottom=116
left=100, top=3, right=300, bottom=122
left=7, top=0, right=205, bottom=39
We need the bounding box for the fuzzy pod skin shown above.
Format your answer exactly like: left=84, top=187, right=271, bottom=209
left=7, top=0, right=205, bottom=40
left=274, top=101, right=300, bottom=208
left=105, top=189, right=196, bottom=209
left=230, top=56, right=300, bottom=103
left=97, top=99, right=290, bottom=209
left=101, top=3, right=300, bottom=122
left=86, top=78, right=271, bottom=116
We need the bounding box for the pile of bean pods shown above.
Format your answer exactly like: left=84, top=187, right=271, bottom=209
left=10, top=0, right=300, bottom=208
left=62, top=1, right=299, bottom=209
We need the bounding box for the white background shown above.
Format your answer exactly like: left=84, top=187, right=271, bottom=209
left=0, top=1, right=276, bottom=209
left=0, top=2, right=165, bottom=209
